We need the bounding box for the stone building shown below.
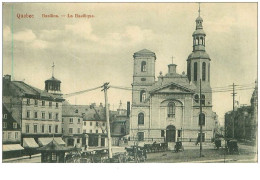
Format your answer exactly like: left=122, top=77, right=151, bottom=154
left=2, top=74, right=65, bottom=150
left=130, top=11, right=216, bottom=143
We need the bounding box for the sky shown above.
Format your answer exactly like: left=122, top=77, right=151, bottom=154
left=2, top=2, right=257, bottom=125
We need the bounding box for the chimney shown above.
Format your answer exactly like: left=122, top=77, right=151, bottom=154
left=127, top=101, right=130, bottom=117
left=168, top=64, right=177, bottom=74
left=4, top=75, right=11, bottom=81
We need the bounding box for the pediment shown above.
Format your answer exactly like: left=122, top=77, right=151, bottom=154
left=150, top=83, right=194, bottom=94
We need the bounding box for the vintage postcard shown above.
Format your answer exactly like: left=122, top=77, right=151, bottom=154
left=1, top=2, right=257, bottom=167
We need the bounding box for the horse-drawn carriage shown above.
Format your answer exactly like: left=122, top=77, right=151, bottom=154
left=125, top=146, right=147, bottom=162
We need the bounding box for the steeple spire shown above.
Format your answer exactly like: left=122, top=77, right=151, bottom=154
left=52, top=62, right=55, bottom=77
left=198, top=2, right=201, bottom=17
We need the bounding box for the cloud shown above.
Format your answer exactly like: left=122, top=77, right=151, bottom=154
left=65, top=21, right=98, bottom=42
left=13, top=29, right=36, bottom=42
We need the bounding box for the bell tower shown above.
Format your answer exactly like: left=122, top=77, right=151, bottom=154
left=45, top=62, right=62, bottom=95
left=132, top=49, right=156, bottom=105
left=187, top=4, right=212, bottom=106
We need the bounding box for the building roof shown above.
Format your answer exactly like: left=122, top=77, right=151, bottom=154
left=8, top=81, right=64, bottom=101
left=45, top=76, right=61, bottom=83
left=133, top=49, right=156, bottom=59
left=2, top=104, right=21, bottom=130
left=196, top=16, right=203, bottom=21
left=38, top=139, right=71, bottom=152
left=193, top=29, right=206, bottom=36
left=187, top=51, right=210, bottom=60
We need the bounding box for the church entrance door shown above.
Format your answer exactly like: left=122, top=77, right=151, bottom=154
left=166, top=125, right=176, bottom=142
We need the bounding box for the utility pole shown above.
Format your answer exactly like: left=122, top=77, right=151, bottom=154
left=101, top=82, right=112, bottom=159
left=231, top=83, right=237, bottom=139
left=199, top=79, right=203, bottom=157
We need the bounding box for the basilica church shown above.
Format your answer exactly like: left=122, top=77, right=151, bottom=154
left=130, top=11, right=217, bottom=143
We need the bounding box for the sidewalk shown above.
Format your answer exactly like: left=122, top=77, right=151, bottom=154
left=3, top=153, right=41, bottom=163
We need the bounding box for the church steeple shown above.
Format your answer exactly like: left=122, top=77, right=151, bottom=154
left=192, top=3, right=206, bottom=52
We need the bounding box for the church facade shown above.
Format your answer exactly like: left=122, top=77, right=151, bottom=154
left=130, top=12, right=216, bottom=143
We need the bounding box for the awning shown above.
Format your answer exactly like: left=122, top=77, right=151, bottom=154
left=3, top=144, right=24, bottom=152
left=38, top=137, right=66, bottom=146
left=23, top=138, right=39, bottom=148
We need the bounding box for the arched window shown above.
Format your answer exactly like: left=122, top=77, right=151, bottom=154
left=140, top=90, right=146, bottom=102
left=201, top=94, right=205, bottom=106
left=141, top=61, right=146, bottom=72
left=138, top=113, right=144, bottom=125
left=200, top=37, right=204, bottom=45
left=194, top=94, right=199, bottom=103
left=196, top=37, right=199, bottom=45
left=202, top=62, right=206, bottom=81
left=167, top=102, right=176, bottom=118
left=187, top=62, right=191, bottom=81
left=194, top=62, right=197, bottom=81
left=208, top=63, right=210, bottom=82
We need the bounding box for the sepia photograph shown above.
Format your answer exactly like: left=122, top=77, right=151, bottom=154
left=1, top=2, right=258, bottom=165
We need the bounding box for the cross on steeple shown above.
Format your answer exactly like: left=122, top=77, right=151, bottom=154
left=52, top=62, right=55, bottom=77
left=171, top=56, right=175, bottom=64
left=198, top=2, right=201, bottom=17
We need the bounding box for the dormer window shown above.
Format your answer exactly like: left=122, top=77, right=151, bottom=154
left=3, top=114, right=7, bottom=119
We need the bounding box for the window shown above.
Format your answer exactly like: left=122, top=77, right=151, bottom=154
left=141, top=78, right=146, bottom=81
left=78, top=128, right=80, bottom=134
left=167, top=102, right=175, bottom=118
left=26, top=111, right=30, bottom=118
left=84, top=122, right=86, bottom=126
left=199, top=113, right=206, bottom=126
left=208, top=63, right=210, bottom=82
left=197, top=133, right=205, bottom=142
left=121, top=127, right=125, bottom=134
left=34, top=99, right=38, bottom=106
left=55, top=125, right=58, bottom=133
left=102, top=122, right=105, bottom=126
left=69, top=118, right=73, bottom=123
left=27, top=98, right=30, bottom=105
left=96, top=121, right=98, bottom=126
left=42, top=112, right=45, bottom=119
left=75, top=109, right=78, bottom=113
left=83, top=130, right=86, bottom=133
left=200, top=37, right=204, bottom=45
left=62, top=128, right=64, bottom=133
left=96, top=130, right=98, bottom=134
left=102, top=130, right=105, bottom=134
left=137, top=132, right=144, bottom=141
left=51, top=153, right=57, bottom=161
left=26, top=125, right=30, bottom=133
left=42, top=125, right=45, bottom=133
left=138, top=113, right=144, bottom=125
left=49, top=113, right=52, bottom=119
left=90, top=130, right=92, bottom=133
left=201, top=94, right=205, bottom=106
left=8, top=132, right=11, bottom=139
left=78, top=118, right=81, bottom=123
left=55, top=113, right=59, bottom=120
left=34, top=112, right=38, bottom=119
left=178, top=130, right=182, bottom=137
left=194, top=62, right=197, bottom=81
left=161, top=130, right=165, bottom=137
left=15, top=132, right=18, bottom=139
left=77, top=139, right=80, bottom=143
left=187, top=62, right=191, bottom=81
left=13, top=122, right=17, bottom=129
left=202, top=62, right=206, bottom=81
left=56, top=102, right=58, bottom=108
left=62, top=118, right=64, bottom=123
left=3, top=122, right=7, bottom=128
left=34, top=125, right=37, bottom=133
left=194, top=94, right=199, bottom=103
left=141, top=61, right=146, bottom=72
left=49, top=125, right=52, bottom=133
left=90, top=122, right=92, bottom=126
left=69, top=128, right=73, bottom=134
left=42, top=101, right=45, bottom=106
left=49, top=101, right=52, bottom=107
left=140, top=90, right=146, bottom=102
left=3, top=114, right=7, bottom=119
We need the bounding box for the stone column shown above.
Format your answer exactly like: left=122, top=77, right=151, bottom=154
left=85, top=134, right=89, bottom=147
